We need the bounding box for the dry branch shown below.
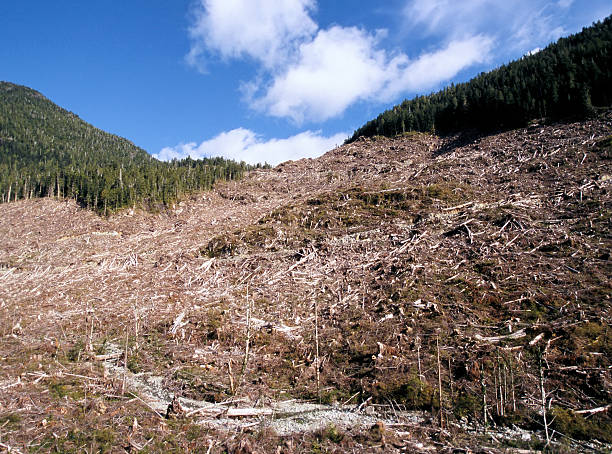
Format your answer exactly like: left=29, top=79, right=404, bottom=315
left=574, top=404, right=612, bottom=415
left=474, top=329, right=526, bottom=344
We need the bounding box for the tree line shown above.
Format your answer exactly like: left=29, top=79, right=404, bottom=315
left=348, top=15, right=612, bottom=142
left=0, top=82, right=261, bottom=214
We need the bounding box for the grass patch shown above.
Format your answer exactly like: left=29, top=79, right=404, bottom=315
left=371, top=373, right=437, bottom=410
left=320, top=423, right=344, bottom=443
left=66, top=339, right=85, bottom=362
left=319, top=388, right=352, bottom=405
left=550, top=407, right=612, bottom=443
left=48, top=379, right=85, bottom=400
left=42, top=427, right=116, bottom=453
left=0, top=412, right=22, bottom=429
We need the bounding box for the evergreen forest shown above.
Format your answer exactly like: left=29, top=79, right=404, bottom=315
left=348, top=15, right=612, bottom=142
left=0, top=82, right=254, bottom=214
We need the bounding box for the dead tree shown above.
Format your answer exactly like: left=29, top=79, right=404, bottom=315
left=538, top=347, right=551, bottom=446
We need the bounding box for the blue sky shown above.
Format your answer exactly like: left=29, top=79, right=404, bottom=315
left=1, top=1, right=610, bottom=165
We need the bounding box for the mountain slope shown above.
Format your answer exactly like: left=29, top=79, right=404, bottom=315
left=0, top=111, right=610, bottom=452
left=0, top=82, right=250, bottom=213
left=348, top=15, right=612, bottom=142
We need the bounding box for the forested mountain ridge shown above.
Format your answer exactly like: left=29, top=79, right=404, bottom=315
left=0, top=82, right=251, bottom=214
left=348, top=15, right=612, bottom=142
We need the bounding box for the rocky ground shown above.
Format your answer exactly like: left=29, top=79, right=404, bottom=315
left=0, top=112, right=611, bottom=453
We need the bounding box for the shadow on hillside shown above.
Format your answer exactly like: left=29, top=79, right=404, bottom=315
left=434, top=130, right=487, bottom=156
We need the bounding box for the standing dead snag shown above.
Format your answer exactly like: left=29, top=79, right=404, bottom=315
left=448, top=357, right=453, bottom=410
left=494, top=356, right=499, bottom=417
left=538, top=347, right=551, bottom=446
left=314, top=297, right=321, bottom=402
left=495, top=349, right=504, bottom=417
left=481, top=362, right=488, bottom=431
left=437, top=334, right=444, bottom=428
left=133, top=306, right=140, bottom=352
left=122, top=327, right=128, bottom=395
left=503, top=361, right=508, bottom=415
left=86, top=306, right=95, bottom=353
left=416, top=335, right=423, bottom=382
left=227, top=359, right=235, bottom=395
left=237, top=284, right=252, bottom=394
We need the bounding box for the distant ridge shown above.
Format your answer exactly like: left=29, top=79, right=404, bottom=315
left=348, top=15, right=612, bottom=142
left=0, top=82, right=251, bottom=214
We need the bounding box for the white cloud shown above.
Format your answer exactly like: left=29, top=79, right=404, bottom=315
left=403, top=0, right=571, bottom=49
left=187, top=0, right=494, bottom=123
left=187, top=0, right=317, bottom=70
left=404, top=0, right=491, bottom=35
left=380, top=35, right=494, bottom=101
left=527, top=47, right=542, bottom=56
left=155, top=129, right=346, bottom=166
left=252, top=28, right=492, bottom=123
left=251, top=26, right=400, bottom=123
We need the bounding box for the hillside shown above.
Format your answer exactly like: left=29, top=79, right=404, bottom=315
left=0, top=82, right=250, bottom=213
left=0, top=110, right=610, bottom=452
left=348, top=15, right=612, bottom=142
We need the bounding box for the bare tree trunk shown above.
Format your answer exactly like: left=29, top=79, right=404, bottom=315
left=238, top=285, right=252, bottom=394
left=497, top=350, right=504, bottom=417
left=448, top=357, right=453, bottom=408
left=227, top=359, right=235, bottom=395
left=314, top=298, right=321, bottom=403
left=539, top=348, right=550, bottom=446
left=134, top=308, right=140, bottom=352
left=494, top=359, right=499, bottom=416
left=122, top=328, right=128, bottom=396
left=416, top=336, right=423, bottom=381
left=503, top=363, right=508, bottom=415
left=481, top=363, right=488, bottom=431
left=86, top=309, right=94, bottom=352
left=437, top=335, right=444, bottom=428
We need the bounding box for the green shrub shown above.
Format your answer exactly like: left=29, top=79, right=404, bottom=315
left=372, top=374, right=437, bottom=410
left=550, top=407, right=612, bottom=443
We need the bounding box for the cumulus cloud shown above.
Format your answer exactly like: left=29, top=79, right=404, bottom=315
left=187, top=0, right=317, bottom=70
left=380, top=35, right=493, bottom=100
left=251, top=26, right=401, bottom=123
left=155, top=129, right=346, bottom=166
left=187, top=0, right=494, bottom=123
left=252, top=29, right=492, bottom=123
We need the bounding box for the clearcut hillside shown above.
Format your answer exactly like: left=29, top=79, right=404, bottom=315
left=0, top=110, right=610, bottom=452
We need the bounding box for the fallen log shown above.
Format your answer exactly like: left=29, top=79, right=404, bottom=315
left=92, top=352, right=122, bottom=361
left=574, top=404, right=612, bottom=415
left=474, top=329, right=526, bottom=344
